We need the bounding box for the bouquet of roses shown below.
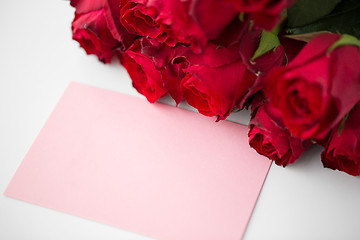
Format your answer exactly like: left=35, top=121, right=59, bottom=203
left=69, top=0, right=360, bottom=176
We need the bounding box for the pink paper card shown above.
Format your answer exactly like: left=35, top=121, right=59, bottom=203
left=5, top=82, right=271, bottom=240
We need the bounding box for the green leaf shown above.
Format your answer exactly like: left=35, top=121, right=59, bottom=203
left=287, top=0, right=341, bottom=27
left=328, top=34, right=360, bottom=52
left=251, top=30, right=280, bottom=61
left=286, top=0, right=360, bottom=39
left=338, top=112, right=350, bottom=136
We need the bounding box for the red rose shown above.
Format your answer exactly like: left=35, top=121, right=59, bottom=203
left=120, top=0, right=237, bottom=52
left=321, top=103, right=360, bottom=176
left=248, top=94, right=311, bottom=167
left=72, top=9, right=119, bottom=63
left=121, top=37, right=187, bottom=103
left=180, top=44, right=257, bottom=120
left=264, top=33, right=360, bottom=140
left=223, top=0, right=294, bottom=30
left=71, top=0, right=135, bottom=63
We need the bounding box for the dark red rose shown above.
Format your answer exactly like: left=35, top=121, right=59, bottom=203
left=120, top=0, right=237, bottom=52
left=121, top=37, right=187, bottom=104
left=223, top=0, right=294, bottom=30
left=72, top=9, right=120, bottom=63
left=71, top=0, right=135, bottom=63
left=180, top=44, right=257, bottom=120
left=264, top=33, right=360, bottom=140
left=248, top=93, right=311, bottom=167
left=321, top=103, right=360, bottom=176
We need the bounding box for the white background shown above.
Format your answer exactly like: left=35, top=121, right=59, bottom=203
left=1, top=1, right=360, bottom=239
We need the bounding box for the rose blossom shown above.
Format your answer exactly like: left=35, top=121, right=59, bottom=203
left=248, top=93, right=311, bottom=166
left=72, top=9, right=119, bottom=63
left=263, top=33, right=360, bottom=140
left=321, top=103, right=360, bottom=176
left=120, top=0, right=237, bottom=52
left=121, top=37, right=187, bottom=104
left=222, top=0, right=295, bottom=30
left=71, top=0, right=135, bottom=63
left=180, top=43, right=257, bottom=120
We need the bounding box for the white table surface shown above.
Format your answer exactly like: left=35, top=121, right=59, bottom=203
left=1, top=1, right=360, bottom=239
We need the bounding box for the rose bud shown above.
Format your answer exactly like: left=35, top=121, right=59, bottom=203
left=321, top=103, right=360, bottom=176
left=180, top=43, right=257, bottom=120
left=121, top=37, right=187, bottom=104
left=222, top=0, right=295, bottom=30
left=120, top=0, right=237, bottom=52
left=248, top=93, right=312, bottom=167
left=71, top=0, right=135, bottom=63
left=263, top=33, right=360, bottom=140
